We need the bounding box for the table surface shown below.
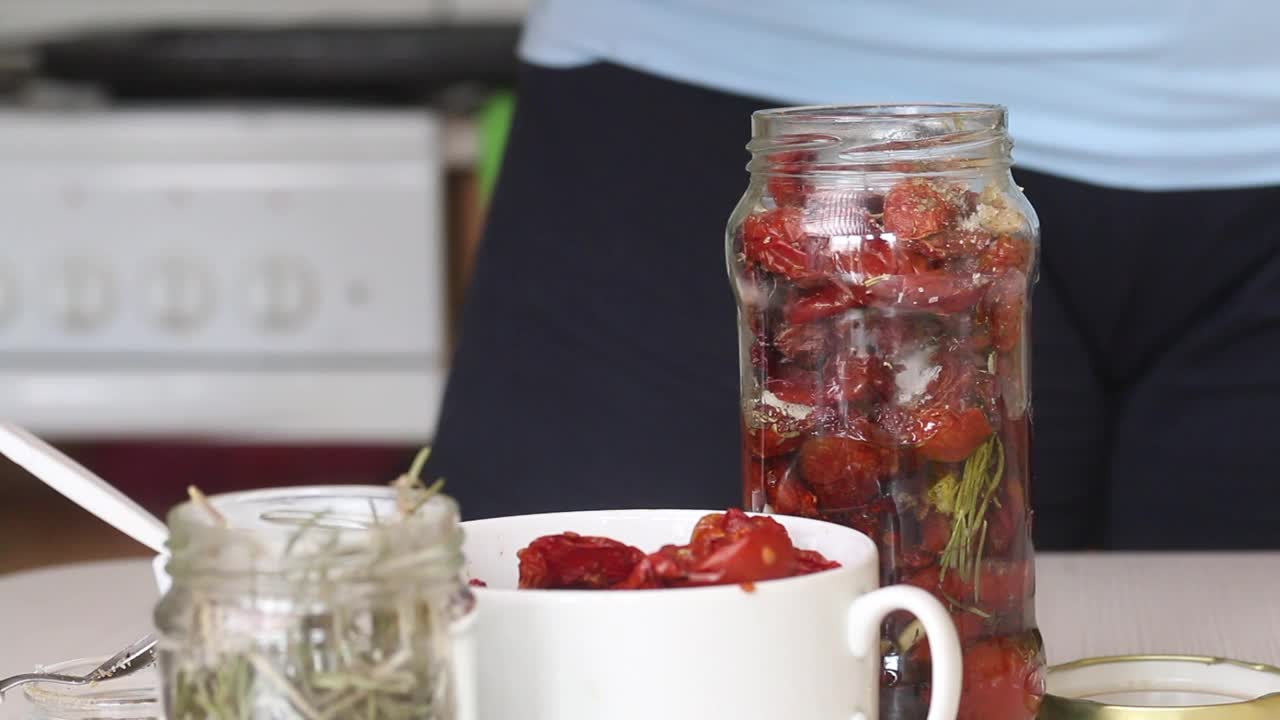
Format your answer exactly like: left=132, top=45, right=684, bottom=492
left=1, top=553, right=1276, bottom=717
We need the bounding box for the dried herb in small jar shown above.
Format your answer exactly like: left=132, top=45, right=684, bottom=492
left=155, top=454, right=473, bottom=720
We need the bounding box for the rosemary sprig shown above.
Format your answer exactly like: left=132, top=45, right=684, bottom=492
left=939, top=589, right=992, bottom=620
left=188, top=485, right=227, bottom=527
left=284, top=511, right=332, bottom=557
left=937, top=435, right=1005, bottom=594
left=394, top=447, right=445, bottom=518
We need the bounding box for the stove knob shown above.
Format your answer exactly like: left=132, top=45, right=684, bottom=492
left=139, top=258, right=212, bottom=333
left=243, top=257, right=315, bottom=332
left=49, top=258, right=114, bottom=332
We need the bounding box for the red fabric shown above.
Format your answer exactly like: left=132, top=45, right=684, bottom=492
left=58, top=441, right=415, bottom=516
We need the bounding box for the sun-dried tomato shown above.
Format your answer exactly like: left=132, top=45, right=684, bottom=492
left=903, top=564, right=946, bottom=603
left=785, top=281, right=869, bottom=325
left=797, top=435, right=890, bottom=510
left=867, top=271, right=988, bottom=314
left=983, top=270, right=1027, bottom=353
left=904, top=559, right=1031, bottom=626
left=883, top=178, right=963, bottom=241
left=769, top=374, right=823, bottom=404
left=832, top=499, right=888, bottom=542
left=911, top=609, right=988, bottom=663
left=685, top=512, right=798, bottom=585
left=977, top=234, right=1033, bottom=276
left=827, top=235, right=933, bottom=279
left=517, top=533, right=646, bottom=590
left=631, top=544, right=695, bottom=588
left=987, top=469, right=1027, bottom=557
left=520, top=511, right=841, bottom=591
left=873, top=238, right=937, bottom=277
left=689, top=509, right=781, bottom=554
left=687, top=509, right=741, bottom=556
left=745, top=424, right=804, bottom=458
left=866, top=313, right=943, bottom=363
left=836, top=411, right=897, bottom=448
left=956, top=637, right=1045, bottom=720
left=742, top=208, right=816, bottom=280
left=749, top=333, right=771, bottom=369
left=745, top=377, right=828, bottom=458
left=610, top=556, right=665, bottom=589
left=774, top=321, right=830, bottom=365
left=795, top=548, right=842, bottom=574
left=924, top=353, right=977, bottom=410
left=876, top=406, right=929, bottom=448
left=770, top=467, right=821, bottom=518
left=975, top=369, right=1000, bottom=419
left=767, top=150, right=815, bottom=207
left=917, top=406, right=993, bottom=462
left=899, top=510, right=953, bottom=569
left=847, top=237, right=893, bottom=276
left=825, top=353, right=896, bottom=407
left=940, top=560, right=1033, bottom=617
left=911, top=228, right=995, bottom=262
left=659, top=509, right=827, bottom=587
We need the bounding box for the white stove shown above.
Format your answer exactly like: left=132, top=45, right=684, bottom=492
left=0, top=108, right=450, bottom=442
left=0, top=0, right=529, bottom=41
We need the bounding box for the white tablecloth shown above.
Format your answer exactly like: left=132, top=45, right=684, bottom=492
left=2, top=554, right=1277, bottom=717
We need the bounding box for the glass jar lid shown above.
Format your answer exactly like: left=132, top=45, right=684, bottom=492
left=22, top=657, right=160, bottom=720
left=1041, top=655, right=1280, bottom=719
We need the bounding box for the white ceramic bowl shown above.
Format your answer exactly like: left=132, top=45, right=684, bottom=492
left=463, top=509, right=961, bottom=720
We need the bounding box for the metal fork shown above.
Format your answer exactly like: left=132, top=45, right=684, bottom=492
left=0, top=633, right=157, bottom=697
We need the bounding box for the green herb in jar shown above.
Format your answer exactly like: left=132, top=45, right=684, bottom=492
left=160, top=448, right=466, bottom=720
left=938, top=435, right=1005, bottom=589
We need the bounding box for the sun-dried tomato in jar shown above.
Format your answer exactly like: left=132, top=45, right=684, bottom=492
left=728, top=105, right=1042, bottom=720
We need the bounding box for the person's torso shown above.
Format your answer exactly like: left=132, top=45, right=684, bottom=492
left=521, top=0, right=1280, bottom=190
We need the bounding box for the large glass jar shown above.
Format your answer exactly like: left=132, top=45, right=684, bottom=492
left=727, top=105, right=1044, bottom=720
left=155, top=486, right=475, bottom=720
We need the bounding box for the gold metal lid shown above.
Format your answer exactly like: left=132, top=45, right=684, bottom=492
left=1040, top=655, right=1280, bottom=719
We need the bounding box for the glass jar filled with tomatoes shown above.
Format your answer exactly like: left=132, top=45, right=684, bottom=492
left=727, top=105, right=1044, bottom=720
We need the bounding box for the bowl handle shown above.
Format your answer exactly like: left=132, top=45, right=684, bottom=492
left=847, top=585, right=962, bottom=720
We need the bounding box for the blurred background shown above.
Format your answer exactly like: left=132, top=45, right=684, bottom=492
left=0, top=0, right=527, bottom=573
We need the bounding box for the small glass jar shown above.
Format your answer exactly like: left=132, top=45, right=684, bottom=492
left=23, top=658, right=160, bottom=720
left=154, top=486, right=475, bottom=720
left=727, top=105, right=1043, bottom=720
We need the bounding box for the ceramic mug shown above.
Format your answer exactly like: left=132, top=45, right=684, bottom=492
left=462, top=509, right=961, bottom=720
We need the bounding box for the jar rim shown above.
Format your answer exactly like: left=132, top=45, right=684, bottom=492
left=747, top=103, right=1012, bottom=176
left=753, top=103, right=1006, bottom=123
left=1041, top=654, right=1280, bottom=718
left=164, top=485, right=464, bottom=585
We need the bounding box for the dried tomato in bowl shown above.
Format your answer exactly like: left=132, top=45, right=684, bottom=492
left=515, top=509, right=840, bottom=591
left=516, top=533, right=646, bottom=590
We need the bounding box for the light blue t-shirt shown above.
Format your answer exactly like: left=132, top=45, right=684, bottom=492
left=521, top=0, right=1280, bottom=191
